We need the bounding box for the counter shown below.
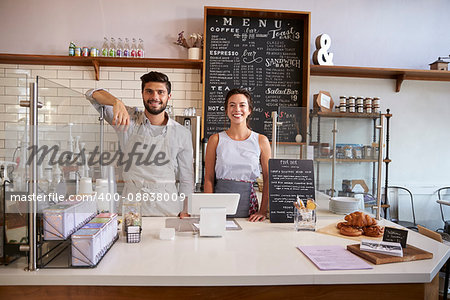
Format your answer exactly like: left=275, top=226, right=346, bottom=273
left=0, top=194, right=448, bottom=299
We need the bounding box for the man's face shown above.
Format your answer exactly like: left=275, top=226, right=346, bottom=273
left=142, top=82, right=171, bottom=115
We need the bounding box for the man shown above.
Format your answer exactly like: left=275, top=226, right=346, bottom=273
left=85, top=71, right=193, bottom=216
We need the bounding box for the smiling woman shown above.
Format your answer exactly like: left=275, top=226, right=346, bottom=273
left=204, top=88, right=271, bottom=222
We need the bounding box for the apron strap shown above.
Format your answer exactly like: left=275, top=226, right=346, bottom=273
left=249, top=184, right=259, bottom=215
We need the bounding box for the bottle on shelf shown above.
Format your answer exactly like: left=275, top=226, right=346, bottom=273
left=109, top=37, right=116, bottom=57
left=123, top=38, right=131, bottom=58
left=69, top=41, right=76, bottom=56
left=116, top=38, right=124, bottom=57
left=101, top=37, right=109, bottom=57
left=130, top=38, right=137, bottom=58
left=137, top=38, right=145, bottom=58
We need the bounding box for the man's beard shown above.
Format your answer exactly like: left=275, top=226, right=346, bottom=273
left=144, top=100, right=167, bottom=115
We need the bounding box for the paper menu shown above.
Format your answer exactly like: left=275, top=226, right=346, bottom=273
left=297, top=245, right=373, bottom=270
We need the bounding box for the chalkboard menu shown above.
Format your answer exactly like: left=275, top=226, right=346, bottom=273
left=269, top=159, right=315, bottom=223
left=276, top=106, right=307, bottom=143
left=203, top=7, right=310, bottom=140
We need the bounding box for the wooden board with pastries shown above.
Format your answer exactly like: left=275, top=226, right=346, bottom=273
left=316, top=211, right=387, bottom=242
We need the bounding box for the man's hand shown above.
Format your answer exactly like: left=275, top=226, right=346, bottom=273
left=112, top=99, right=130, bottom=126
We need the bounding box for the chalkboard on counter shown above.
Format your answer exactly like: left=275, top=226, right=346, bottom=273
left=269, top=159, right=315, bottom=223
left=203, top=7, right=310, bottom=140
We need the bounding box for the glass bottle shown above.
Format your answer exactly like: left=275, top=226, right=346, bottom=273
left=109, top=37, right=116, bottom=57
left=123, top=38, right=131, bottom=58
left=101, top=37, right=109, bottom=57
left=116, top=38, right=123, bottom=57
left=137, top=38, right=145, bottom=58
left=130, top=38, right=137, bottom=58
left=69, top=41, right=76, bottom=56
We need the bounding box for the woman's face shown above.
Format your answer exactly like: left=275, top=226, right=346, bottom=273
left=226, top=94, right=251, bottom=125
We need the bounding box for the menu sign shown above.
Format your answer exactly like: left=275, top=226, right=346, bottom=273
left=269, top=159, right=315, bottom=223
left=277, top=106, right=306, bottom=143
left=204, top=8, right=308, bottom=140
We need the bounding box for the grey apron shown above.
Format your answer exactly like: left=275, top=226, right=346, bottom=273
left=215, top=179, right=252, bottom=218
left=121, top=122, right=180, bottom=216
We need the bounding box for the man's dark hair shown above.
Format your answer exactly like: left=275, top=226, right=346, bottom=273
left=140, top=71, right=171, bottom=94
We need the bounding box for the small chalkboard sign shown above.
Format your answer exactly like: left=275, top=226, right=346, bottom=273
left=383, top=227, right=408, bottom=248
left=269, top=159, right=315, bottom=223
left=277, top=106, right=306, bottom=143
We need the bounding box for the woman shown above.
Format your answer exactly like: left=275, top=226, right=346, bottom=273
left=204, top=88, right=271, bottom=222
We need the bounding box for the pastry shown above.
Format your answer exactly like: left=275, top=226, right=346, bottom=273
left=339, top=225, right=363, bottom=236
left=363, top=225, right=384, bottom=237
left=344, top=211, right=377, bottom=227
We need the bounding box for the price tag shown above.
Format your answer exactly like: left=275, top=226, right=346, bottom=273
left=383, top=226, right=408, bottom=248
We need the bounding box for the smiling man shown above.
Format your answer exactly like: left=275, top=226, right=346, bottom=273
left=85, top=71, right=194, bottom=216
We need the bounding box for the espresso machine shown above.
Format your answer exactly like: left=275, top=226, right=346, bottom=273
left=175, top=116, right=201, bottom=191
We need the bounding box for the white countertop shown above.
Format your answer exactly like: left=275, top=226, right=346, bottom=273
left=0, top=193, right=449, bottom=286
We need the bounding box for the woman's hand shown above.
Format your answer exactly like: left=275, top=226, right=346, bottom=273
left=248, top=211, right=267, bottom=222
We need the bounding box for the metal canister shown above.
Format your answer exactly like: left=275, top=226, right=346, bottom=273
left=90, top=47, right=98, bottom=57
left=339, top=96, right=347, bottom=112
left=74, top=47, right=82, bottom=56
left=82, top=47, right=90, bottom=57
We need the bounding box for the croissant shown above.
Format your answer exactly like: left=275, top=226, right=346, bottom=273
left=344, top=211, right=377, bottom=227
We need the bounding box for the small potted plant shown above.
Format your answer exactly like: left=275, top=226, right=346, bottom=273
left=174, top=31, right=203, bottom=60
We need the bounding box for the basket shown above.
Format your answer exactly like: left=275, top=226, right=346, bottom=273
left=125, top=226, right=141, bottom=243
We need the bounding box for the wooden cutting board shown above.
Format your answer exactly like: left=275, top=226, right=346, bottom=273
left=316, top=221, right=384, bottom=242
left=347, top=244, right=433, bottom=265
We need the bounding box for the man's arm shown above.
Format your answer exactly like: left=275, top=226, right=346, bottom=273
left=85, top=89, right=130, bottom=125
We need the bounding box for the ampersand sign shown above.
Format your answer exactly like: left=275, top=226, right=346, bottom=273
left=312, top=34, right=334, bottom=65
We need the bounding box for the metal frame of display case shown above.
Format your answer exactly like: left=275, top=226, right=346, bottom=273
left=309, top=110, right=391, bottom=218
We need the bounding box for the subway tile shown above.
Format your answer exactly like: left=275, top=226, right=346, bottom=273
left=83, top=70, right=96, bottom=80
left=170, top=90, right=185, bottom=100
left=49, top=79, right=70, bottom=87
left=0, top=140, right=4, bottom=148
left=57, top=87, right=83, bottom=97
left=1, top=114, right=19, bottom=122
left=0, top=104, right=4, bottom=112
left=38, top=87, right=58, bottom=97
left=83, top=105, right=99, bottom=115
left=109, top=89, right=134, bottom=98
left=70, top=66, right=92, bottom=71
left=44, top=114, right=70, bottom=124
left=0, top=78, right=18, bottom=87
left=57, top=70, right=83, bottom=79
left=0, top=69, right=4, bottom=77
left=71, top=97, right=91, bottom=106
left=0, top=96, right=18, bottom=105
left=0, top=64, right=18, bottom=69
left=5, top=86, right=28, bottom=96
left=100, top=66, right=122, bottom=72
left=134, top=90, right=143, bottom=99
left=122, top=67, right=147, bottom=72
left=150, top=68, right=173, bottom=74
left=58, top=105, right=83, bottom=115
left=0, top=122, right=4, bottom=131
left=95, top=80, right=121, bottom=89
left=5, top=68, right=31, bottom=77
left=42, top=96, right=71, bottom=106
left=186, top=73, right=201, bottom=82
left=19, top=65, right=43, bottom=70
left=122, top=80, right=140, bottom=89
left=70, top=115, right=99, bottom=124
left=45, top=65, right=70, bottom=70
left=97, top=71, right=109, bottom=80
left=0, top=87, right=4, bottom=95
left=169, top=73, right=186, bottom=82
left=186, top=91, right=202, bottom=100
left=5, top=105, right=26, bottom=113
left=174, top=68, right=199, bottom=74
left=172, top=82, right=198, bottom=91
left=70, top=80, right=96, bottom=89
left=31, top=69, right=58, bottom=79
left=109, top=71, right=135, bottom=80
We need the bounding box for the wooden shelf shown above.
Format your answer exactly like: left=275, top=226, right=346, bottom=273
left=310, top=65, right=450, bottom=92
left=1, top=54, right=449, bottom=91
left=311, top=111, right=381, bottom=119
left=0, top=54, right=202, bottom=80
left=315, top=158, right=378, bottom=163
